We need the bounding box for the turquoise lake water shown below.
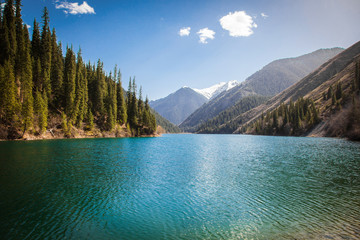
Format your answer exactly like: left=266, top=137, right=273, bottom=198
left=0, top=134, right=359, bottom=239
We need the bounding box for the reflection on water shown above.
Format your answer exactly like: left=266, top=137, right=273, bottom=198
left=0, top=135, right=359, bottom=239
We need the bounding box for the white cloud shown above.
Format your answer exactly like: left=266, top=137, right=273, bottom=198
left=261, top=13, right=268, bottom=19
left=197, top=28, right=215, bottom=44
left=26, top=24, right=31, bottom=29
left=55, top=1, right=95, bottom=15
left=219, top=11, right=257, bottom=37
left=179, top=27, right=191, bottom=37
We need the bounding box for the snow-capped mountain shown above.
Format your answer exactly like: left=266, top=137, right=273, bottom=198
left=193, top=80, right=239, bottom=100
left=150, top=80, right=239, bottom=125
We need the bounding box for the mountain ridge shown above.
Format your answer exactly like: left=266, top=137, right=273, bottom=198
left=150, top=80, right=239, bottom=125
left=233, top=41, right=360, bottom=135
left=180, top=47, right=344, bottom=132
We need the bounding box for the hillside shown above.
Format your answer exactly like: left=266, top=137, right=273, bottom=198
left=0, top=4, right=157, bottom=140
left=233, top=41, right=360, bottom=140
left=241, top=48, right=344, bottom=96
left=180, top=48, right=343, bottom=132
left=180, top=87, right=254, bottom=132
left=151, top=109, right=181, bottom=133
left=150, top=87, right=208, bottom=125
left=196, top=95, right=269, bottom=134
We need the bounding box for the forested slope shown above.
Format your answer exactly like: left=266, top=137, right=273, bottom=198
left=180, top=48, right=342, bottom=132
left=235, top=41, right=360, bottom=140
left=0, top=1, right=157, bottom=140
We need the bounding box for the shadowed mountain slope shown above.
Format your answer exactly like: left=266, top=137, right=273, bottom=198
left=180, top=48, right=343, bottom=132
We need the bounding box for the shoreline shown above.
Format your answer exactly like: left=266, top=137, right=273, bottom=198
left=0, top=125, right=162, bottom=142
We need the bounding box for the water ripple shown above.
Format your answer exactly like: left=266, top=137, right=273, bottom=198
left=0, top=135, right=359, bottom=239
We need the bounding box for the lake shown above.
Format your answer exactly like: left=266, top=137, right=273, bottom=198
left=0, top=134, right=359, bottom=239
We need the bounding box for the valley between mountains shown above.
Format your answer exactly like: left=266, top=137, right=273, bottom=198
left=151, top=42, right=360, bottom=140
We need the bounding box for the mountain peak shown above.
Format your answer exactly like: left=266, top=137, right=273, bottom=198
left=193, top=80, right=239, bottom=100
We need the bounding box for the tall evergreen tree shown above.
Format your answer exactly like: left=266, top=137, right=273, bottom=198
left=137, top=86, right=144, bottom=125
left=50, top=29, right=63, bottom=109
left=116, top=69, right=127, bottom=124
left=63, top=46, right=76, bottom=119
left=3, top=0, right=16, bottom=63
left=73, top=49, right=83, bottom=125
left=31, top=19, right=42, bottom=91
left=40, top=7, right=52, bottom=100
left=0, top=61, right=18, bottom=123
left=34, top=90, right=47, bottom=133
left=129, top=77, right=138, bottom=128
left=327, top=85, right=333, bottom=101
left=0, top=1, right=5, bottom=63
left=74, top=49, right=88, bottom=127
left=336, top=82, right=343, bottom=100
left=14, top=0, right=24, bottom=80
left=93, top=59, right=105, bottom=116
left=21, top=25, right=34, bottom=131
left=31, top=19, right=41, bottom=60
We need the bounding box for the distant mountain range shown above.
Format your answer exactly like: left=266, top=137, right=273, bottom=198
left=192, top=40, right=360, bottom=140
left=150, top=81, right=239, bottom=125
left=233, top=40, right=360, bottom=139
left=179, top=47, right=343, bottom=132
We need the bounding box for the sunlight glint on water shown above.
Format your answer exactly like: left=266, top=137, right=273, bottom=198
left=0, top=134, right=359, bottom=239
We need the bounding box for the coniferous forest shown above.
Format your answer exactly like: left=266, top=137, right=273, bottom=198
left=0, top=0, right=157, bottom=139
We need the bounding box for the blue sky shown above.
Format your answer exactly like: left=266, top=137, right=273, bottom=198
left=21, top=0, right=360, bottom=100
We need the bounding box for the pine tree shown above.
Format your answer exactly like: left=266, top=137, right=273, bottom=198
left=61, top=112, right=68, bottom=135
left=21, top=25, right=34, bottom=132
left=31, top=19, right=42, bottom=91
left=0, top=12, right=8, bottom=63
left=104, top=74, right=116, bottom=131
left=3, top=0, right=16, bottom=63
left=327, top=85, right=333, bottom=101
left=130, top=77, right=138, bottom=128
left=311, top=101, right=319, bottom=124
left=126, top=77, right=132, bottom=120
left=332, top=91, right=337, bottom=105
left=1, top=61, right=19, bottom=123
left=14, top=0, right=24, bottom=80
left=86, top=108, right=94, bottom=130
left=93, top=59, right=105, bottom=116
left=295, top=105, right=301, bottom=130
left=137, top=86, right=144, bottom=126
left=272, top=110, right=278, bottom=129
left=31, top=19, right=41, bottom=61
left=74, top=49, right=88, bottom=126
left=335, top=82, right=342, bottom=100
left=116, top=69, right=127, bottom=124
left=40, top=7, right=52, bottom=100
left=32, top=58, right=41, bottom=92
left=149, top=112, right=156, bottom=132
left=112, top=67, right=118, bottom=124
left=34, top=91, right=47, bottom=133
left=142, top=96, right=152, bottom=130
left=50, top=29, right=63, bottom=109
left=0, top=1, right=5, bottom=63
left=63, top=46, right=76, bottom=119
